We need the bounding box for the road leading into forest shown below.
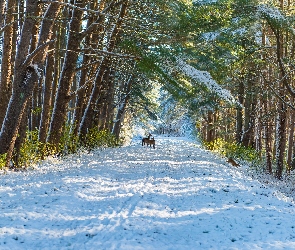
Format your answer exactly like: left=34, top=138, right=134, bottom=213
left=0, top=137, right=295, bottom=249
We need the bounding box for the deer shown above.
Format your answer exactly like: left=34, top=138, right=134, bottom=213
left=142, top=133, right=152, bottom=146
left=146, top=137, right=155, bottom=149
left=227, top=157, right=240, bottom=167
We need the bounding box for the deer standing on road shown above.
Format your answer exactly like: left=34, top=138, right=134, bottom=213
left=142, top=133, right=151, bottom=146
left=146, top=137, right=155, bottom=149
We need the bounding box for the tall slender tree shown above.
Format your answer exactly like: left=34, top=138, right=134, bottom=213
left=0, top=0, right=61, bottom=166
left=0, top=0, right=16, bottom=125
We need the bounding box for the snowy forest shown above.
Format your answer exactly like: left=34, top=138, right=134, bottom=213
left=0, top=0, right=294, bottom=180
left=2, top=1, right=295, bottom=248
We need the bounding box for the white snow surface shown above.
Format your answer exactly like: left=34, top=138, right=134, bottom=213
left=1, top=137, right=295, bottom=250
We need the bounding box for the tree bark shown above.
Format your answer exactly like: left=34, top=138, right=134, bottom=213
left=79, top=1, right=129, bottom=138
left=0, top=66, right=39, bottom=158
left=262, top=94, right=273, bottom=174
left=47, top=0, right=87, bottom=147
left=241, top=76, right=256, bottom=147
left=104, top=71, right=116, bottom=131
left=28, top=4, right=42, bottom=131
left=207, top=110, right=214, bottom=143
left=236, top=80, right=244, bottom=143
left=13, top=104, right=29, bottom=167
left=254, top=98, right=262, bottom=154
left=0, top=0, right=16, bottom=125
left=275, top=99, right=287, bottom=179
left=0, top=0, right=5, bottom=27
left=97, top=67, right=114, bottom=131
left=38, top=43, right=55, bottom=143
left=48, top=0, right=119, bottom=146
left=113, top=75, right=133, bottom=139
left=274, top=24, right=288, bottom=179
left=0, top=0, right=39, bottom=158
left=0, top=0, right=60, bottom=165
left=287, top=107, right=294, bottom=173
left=72, top=0, right=100, bottom=138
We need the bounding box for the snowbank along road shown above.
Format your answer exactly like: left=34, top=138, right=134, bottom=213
left=0, top=137, right=295, bottom=250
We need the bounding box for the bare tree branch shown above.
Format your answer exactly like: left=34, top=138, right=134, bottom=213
left=261, top=73, right=295, bottom=110
left=68, top=77, right=95, bottom=99
left=75, top=60, right=102, bottom=72
left=21, top=39, right=55, bottom=68
left=80, top=1, right=125, bottom=37
left=40, top=0, right=123, bottom=17
left=83, top=48, right=140, bottom=60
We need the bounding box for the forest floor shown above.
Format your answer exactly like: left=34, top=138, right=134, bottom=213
left=0, top=136, right=295, bottom=249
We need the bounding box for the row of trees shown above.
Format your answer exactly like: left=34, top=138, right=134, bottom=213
left=206, top=0, right=295, bottom=180
left=155, top=0, right=295, bottom=179
left=0, top=0, right=171, bottom=168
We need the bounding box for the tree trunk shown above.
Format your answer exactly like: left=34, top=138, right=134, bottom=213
left=97, top=67, right=114, bottom=131
left=262, top=94, right=273, bottom=174
left=0, top=0, right=60, bottom=165
left=273, top=20, right=288, bottom=179
left=29, top=10, right=42, bottom=131
left=13, top=105, right=29, bottom=167
left=79, top=63, right=108, bottom=137
left=0, top=0, right=39, bottom=159
left=0, top=0, right=5, bottom=27
left=241, top=78, right=254, bottom=147
left=38, top=43, right=55, bottom=143
left=287, top=107, right=294, bottom=173
left=275, top=99, right=287, bottom=179
left=236, top=80, right=244, bottom=143
left=0, top=0, right=16, bottom=125
left=18, top=0, right=24, bottom=31
left=105, top=72, right=116, bottom=131
left=113, top=76, right=133, bottom=139
left=0, top=66, right=39, bottom=158
left=241, top=65, right=260, bottom=149
left=79, top=1, right=129, bottom=138
left=72, top=0, right=99, bottom=138
left=37, top=2, right=62, bottom=144
left=47, top=0, right=86, bottom=147
left=207, top=110, right=214, bottom=143
left=254, top=98, right=262, bottom=154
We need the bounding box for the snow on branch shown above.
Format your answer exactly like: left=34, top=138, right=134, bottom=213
left=201, top=31, right=220, bottom=42
left=257, top=4, right=285, bottom=22
left=176, top=58, right=237, bottom=105
left=257, top=4, right=295, bottom=35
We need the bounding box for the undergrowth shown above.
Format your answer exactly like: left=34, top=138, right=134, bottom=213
left=83, top=128, right=120, bottom=150
left=0, top=126, right=121, bottom=170
left=203, top=138, right=262, bottom=168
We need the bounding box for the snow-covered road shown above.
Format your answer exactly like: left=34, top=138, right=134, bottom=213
left=0, top=137, right=295, bottom=250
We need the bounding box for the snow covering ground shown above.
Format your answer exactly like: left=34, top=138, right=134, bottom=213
left=1, top=137, right=295, bottom=250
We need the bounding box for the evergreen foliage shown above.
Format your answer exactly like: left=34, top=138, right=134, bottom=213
left=0, top=154, right=6, bottom=170
left=83, top=129, right=121, bottom=150
left=18, top=130, right=43, bottom=168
